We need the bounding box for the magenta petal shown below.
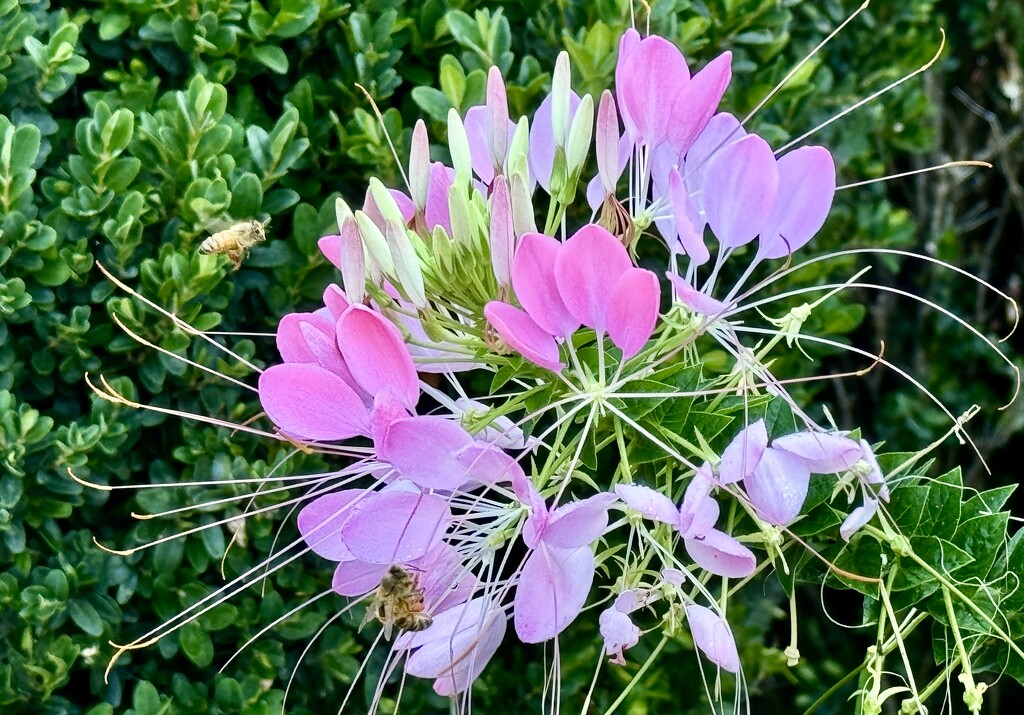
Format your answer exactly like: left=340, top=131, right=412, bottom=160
left=614, top=29, right=642, bottom=142
left=703, top=134, right=778, bottom=249
left=666, top=273, right=729, bottom=316
left=318, top=234, right=343, bottom=270
left=530, top=91, right=581, bottom=192
left=484, top=301, right=564, bottom=372
left=619, top=35, right=689, bottom=147
left=297, top=490, right=363, bottom=560
left=841, top=499, right=879, bottom=541
left=596, top=90, right=621, bottom=195
left=259, top=363, right=369, bottom=440
left=404, top=599, right=507, bottom=695
left=686, top=604, right=740, bottom=673
left=669, top=52, right=732, bottom=155
left=332, top=559, right=389, bottom=596
left=773, top=432, right=862, bottom=474
left=668, top=169, right=709, bottom=264
left=276, top=311, right=333, bottom=364
left=600, top=607, right=640, bottom=663
left=555, top=224, right=633, bottom=333
left=381, top=416, right=476, bottom=490
left=486, top=66, right=510, bottom=169
left=456, top=443, right=526, bottom=486
left=511, top=232, right=579, bottom=338
left=543, top=493, right=618, bottom=548
left=684, top=112, right=745, bottom=216
left=607, top=267, right=660, bottom=360
left=684, top=528, right=757, bottom=578
left=464, top=106, right=494, bottom=184
left=341, top=489, right=450, bottom=564
left=337, top=304, right=419, bottom=409
left=744, top=447, right=811, bottom=526
left=424, top=162, right=455, bottom=234
left=489, top=175, right=514, bottom=288
left=322, top=284, right=350, bottom=319
left=368, top=386, right=409, bottom=446
left=758, top=146, right=836, bottom=260
left=719, top=419, right=768, bottom=484
left=615, top=484, right=678, bottom=524
left=514, top=544, right=594, bottom=643
left=678, top=467, right=718, bottom=537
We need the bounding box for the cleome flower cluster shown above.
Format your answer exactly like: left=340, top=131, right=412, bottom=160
left=248, top=25, right=888, bottom=705
left=89, top=15, right=1022, bottom=715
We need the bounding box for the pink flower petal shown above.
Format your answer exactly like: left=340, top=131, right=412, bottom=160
left=758, top=146, right=836, bottom=260
left=297, top=490, right=363, bottom=560
left=322, top=284, right=350, bottom=319
left=841, top=499, right=879, bottom=541
left=258, top=363, right=369, bottom=440
left=337, top=304, right=419, bottom=409
left=511, top=232, right=579, bottom=338
left=368, top=386, right=410, bottom=446
left=424, top=162, right=455, bottom=234
left=678, top=467, right=719, bottom=537
left=600, top=607, right=640, bottom=664
left=744, top=447, right=811, bottom=526
left=543, top=493, right=618, bottom=548
left=719, top=419, right=768, bottom=484
left=380, top=416, right=476, bottom=490
left=484, top=301, right=564, bottom=372
left=318, top=234, right=342, bottom=270
left=331, top=559, right=389, bottom=596
left=772, top=432, right=862, bottom=474
left=615, top=483, right=678, bottom=524
left=529, top=90, right=581, bottom=192
left=666, top=273, right=729, bottom=316
left=668, top=169, right=709, bottom=264
left=596, top=90, right=620, bottom=195
left=486, top=66, right=510, bottom=171
left=607, top=267, right=660, bottom=360
left=703, top=134, right=778, bottom=249
left=554, top=224, right=632, bottom=333
left=686, top=604, right=740, bottom=673
left=456, top=443, right=526, bottom=486
left=684, top=528, right=757, bottom=578
left=489, top=175, right=514, bottom=289
left=404, top=599, right=507, bottom=696
left=514, top=544, right=595, bottom=643
left=341, top=489, right=451, bottom=564
left=618, top=35, right=689, bottom=147
left=668, top=52, right=732, bottom=155
left=614, top=29, right=643, bottom=142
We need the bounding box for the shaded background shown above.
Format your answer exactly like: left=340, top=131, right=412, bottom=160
left=1, top=0, right=1021, bottom=712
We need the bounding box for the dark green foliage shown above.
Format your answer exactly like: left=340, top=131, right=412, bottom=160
left=1, top=0, right=1021, bottom=712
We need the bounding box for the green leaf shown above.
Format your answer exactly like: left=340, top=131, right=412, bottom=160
left=270, top=0, right=320, bottom=38
left=132, top=681, right=162, bottom=715
left=179, top=620, right=214, bottom=667
left=250, top=45, right=288, bottom=74
left=68, top=599, right=104, bottom=637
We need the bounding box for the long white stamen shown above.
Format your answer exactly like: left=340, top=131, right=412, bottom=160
left=97, top=262, right=263, bottom=373
left=837, top=160, right=992, bottom=190
left=776, top=30, right=946, bottom=154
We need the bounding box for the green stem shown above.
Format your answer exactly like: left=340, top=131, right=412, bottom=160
left=599, top=635, right=669, bottom=715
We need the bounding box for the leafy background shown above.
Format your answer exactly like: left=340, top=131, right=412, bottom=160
left=1, top=0, right=1021, bottom=713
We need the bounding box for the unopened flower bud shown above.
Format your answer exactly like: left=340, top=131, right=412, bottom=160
left=354, top=210, right=396, bottom=276
left=447, top=108, right=473, bottom=185
left=339, top=216, right=366, bottom=303
left=385, top=220, right=427, bottom=307
left=551, top=52, right=571, bottom=148
left=409, top=119, right=430, bottom=210
left=486, top=66, right=509, bottom=174
left=566, top=93, right=594, bottom=177
left=335, top=196, right=354, bottom=232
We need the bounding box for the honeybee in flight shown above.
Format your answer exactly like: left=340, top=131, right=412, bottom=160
left=198, top=219, right=268, bottom=269
left=369, top=564, right=433, bottom=638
